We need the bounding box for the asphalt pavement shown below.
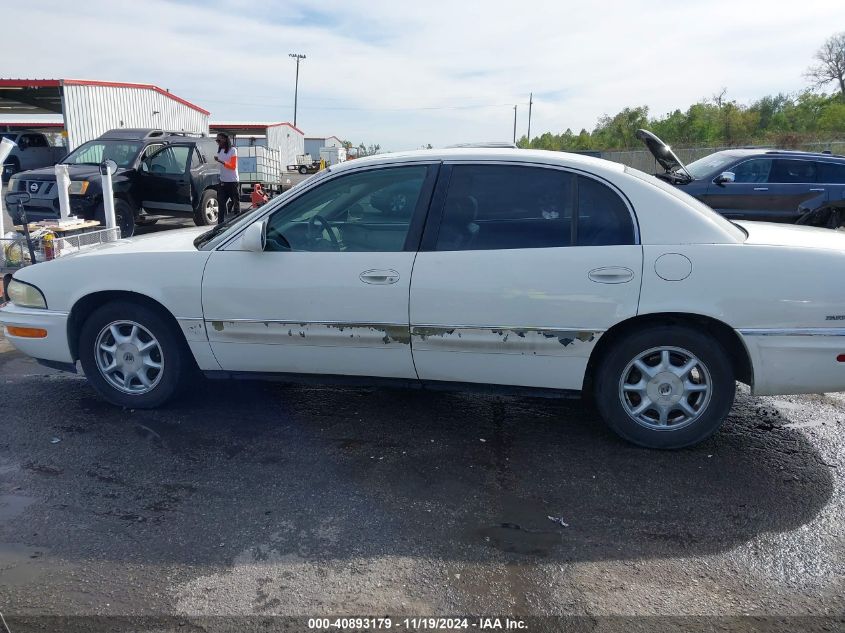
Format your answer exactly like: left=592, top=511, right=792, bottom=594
left=0, top=326, right=843, bottom=632
left=0, top=203, right=843, bottom=632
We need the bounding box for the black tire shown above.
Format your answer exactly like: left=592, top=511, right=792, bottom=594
left=193, top=189, right=218, bottom=226
left=298, top=165, right=308, bottom=174
left=94, top=198, right=136, bottom=237
left=593, top=325, right=735, bottom=449
left=78, top=301, right=189, bottom=408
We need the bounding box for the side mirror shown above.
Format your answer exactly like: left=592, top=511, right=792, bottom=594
left=715, top=171, right=735, bottom=184
left=241, top=219, right=267, bottom=252
left=100, top=159, right=118, bottom=176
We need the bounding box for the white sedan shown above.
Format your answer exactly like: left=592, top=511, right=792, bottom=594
left=3, top=148, right=845, bottom=449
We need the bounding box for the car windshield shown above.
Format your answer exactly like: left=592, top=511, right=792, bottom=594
left=625, top=166, right=747, bottom=240
left=63, top=140, right=143, bottom=168
left=193, top=169, right=334, bottom=249
left=685, top=152, right=741, bottom=180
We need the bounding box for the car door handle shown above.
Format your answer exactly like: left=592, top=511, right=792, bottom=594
left=588, top=267, right=634, bottom=284
left=753, top=187, right=769, bottom=191
left=359, top=269, right=400, bottom=285
left=810, top=188, right=825, bottom=192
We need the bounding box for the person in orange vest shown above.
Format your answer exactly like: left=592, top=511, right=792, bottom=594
left=250, top=183, right=269, bottom=209
left=213, top=133, right=239, bottom=225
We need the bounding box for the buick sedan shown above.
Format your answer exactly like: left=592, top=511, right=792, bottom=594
left=3, top=148, right=845, bottom=449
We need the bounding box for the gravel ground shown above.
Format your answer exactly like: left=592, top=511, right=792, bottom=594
left=0, top=325, right=843, bottom=632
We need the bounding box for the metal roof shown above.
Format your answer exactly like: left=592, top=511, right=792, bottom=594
left=211, top=122, right=304, bottom=135
left=0, top=79, right=210, bottom=116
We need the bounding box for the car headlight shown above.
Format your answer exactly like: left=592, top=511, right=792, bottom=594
left=6, top=279, right=47, bottom=309
left=67, top=180, right=90, bottom=195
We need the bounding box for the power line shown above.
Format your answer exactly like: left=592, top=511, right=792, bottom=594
left=194, top=98, right=524, bottom=112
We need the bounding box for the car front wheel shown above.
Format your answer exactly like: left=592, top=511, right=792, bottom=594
left=594, top=325, right=735, bottom=449
left=79, top=301, right=188, bottom=408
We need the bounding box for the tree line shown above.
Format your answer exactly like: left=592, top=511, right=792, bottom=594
left=520, top=32, right=845, bottom=152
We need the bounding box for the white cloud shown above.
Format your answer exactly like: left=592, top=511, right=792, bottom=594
left=1, top=0, right=842, bottom=149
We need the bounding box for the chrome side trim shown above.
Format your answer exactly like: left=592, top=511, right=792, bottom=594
left=738, top=328, right=845, bottom=337
left=205, top=318, right=405, bottom=327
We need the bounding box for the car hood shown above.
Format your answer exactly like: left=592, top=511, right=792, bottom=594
left=737, top=221, right=845, bottom=251
left=63, top=226, right=211, bottom=258
left=636, top=129, right=691, bottom=179
left=11, top=164, right=129, bottom=181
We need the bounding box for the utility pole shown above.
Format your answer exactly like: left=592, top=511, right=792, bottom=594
left=527, top=92, right=533, bottom=144
left=512, top=105, right=518, bottom=145
left=289, top=53, right=306, bottom=127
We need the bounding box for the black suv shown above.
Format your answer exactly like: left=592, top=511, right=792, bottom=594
left=637, top=129, right=845, bottom=226
left=6, top=129, right=222, bottom=236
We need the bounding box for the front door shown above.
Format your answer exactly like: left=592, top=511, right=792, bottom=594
left=703, top=157, right=825, bottom=222
left=410, top=163, right=642, bottom=391
left=201, top=163, right=437, bottom=378
left=138, top=143, right=194, bottom=212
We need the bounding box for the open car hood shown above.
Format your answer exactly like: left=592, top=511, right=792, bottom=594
left=635, top=129, right=691, bottom=180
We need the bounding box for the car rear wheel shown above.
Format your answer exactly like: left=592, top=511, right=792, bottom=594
left=193, top=189, right=218, bottom=226
left=298, top=165, right=308, bottom=174
left=79, top=301, right=188, bottom=408
left=594, top=325, right=735, bottom=449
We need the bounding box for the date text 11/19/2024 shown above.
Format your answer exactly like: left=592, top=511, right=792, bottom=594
left=308, top=617, right=528, bottom=630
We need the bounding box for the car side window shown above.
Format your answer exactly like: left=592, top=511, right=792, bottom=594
left=264, top=166, right=428, bottom=252
left=731, top=159, right=772, bottom=183
left=770, top=159, right=816, bottom=183
left=190, top=148, right=202, bottom=170
left=146, top=146, right=191, bottom=175
left=817, top=161, right=845, bottom=184
left=576, top=176, right=635, bottom=246
left=23, top=134, right=47, bottom=148
left=435, top=165, right=574, bottom=251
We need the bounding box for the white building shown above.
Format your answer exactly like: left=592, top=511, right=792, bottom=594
left=0, top=79, right=210, bottom=149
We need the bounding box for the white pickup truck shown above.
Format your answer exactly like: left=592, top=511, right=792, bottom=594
left=1, top=131, right=67, bottom=182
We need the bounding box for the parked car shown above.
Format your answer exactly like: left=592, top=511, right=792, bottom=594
left=636, top=129, right=845, bottom=224
left=1, top=131, right=67, bottom=182
left=5, top=148, right=845, bottom=449
left=5, top=129, right=223, bottom=237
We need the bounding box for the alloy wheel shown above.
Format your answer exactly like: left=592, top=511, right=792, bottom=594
left=94, top=320, right=165, bottom=395
left=618, top=346, right=712, bottom=431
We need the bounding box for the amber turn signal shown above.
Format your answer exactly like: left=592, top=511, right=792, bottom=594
left=5, top=326, right=47, bottom=338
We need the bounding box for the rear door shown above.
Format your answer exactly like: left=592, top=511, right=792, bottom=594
left=409, top=162, right=642, bottom=391
left=815, top=160, right=845, bottom=207
left=767, top=159, right=826, bottom=218
left=137, top=143, right=194, bottom=212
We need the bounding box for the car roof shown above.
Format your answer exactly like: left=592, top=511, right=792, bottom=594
left=709, top=148, right=845, bottom=161
left=97, top=128, right=208, bottom=142
left=330, top=148, right=627, bottom=176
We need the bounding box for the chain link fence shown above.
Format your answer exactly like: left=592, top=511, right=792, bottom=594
left=602, top=142, right=845, bottom=173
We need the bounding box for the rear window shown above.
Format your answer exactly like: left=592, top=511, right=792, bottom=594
left=817, top=161, right=845, bottom=184
left=625, top=166, right=747, bottom=241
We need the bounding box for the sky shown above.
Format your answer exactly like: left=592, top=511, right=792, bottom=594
left=1, top=0, right=844, bottom=150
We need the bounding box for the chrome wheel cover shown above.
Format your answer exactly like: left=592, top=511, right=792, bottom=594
left=619, top=346, right=712, bottom=431
left=95, top=320, right=164, bottom=395
left=205, top=197, right=219, bottom=223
